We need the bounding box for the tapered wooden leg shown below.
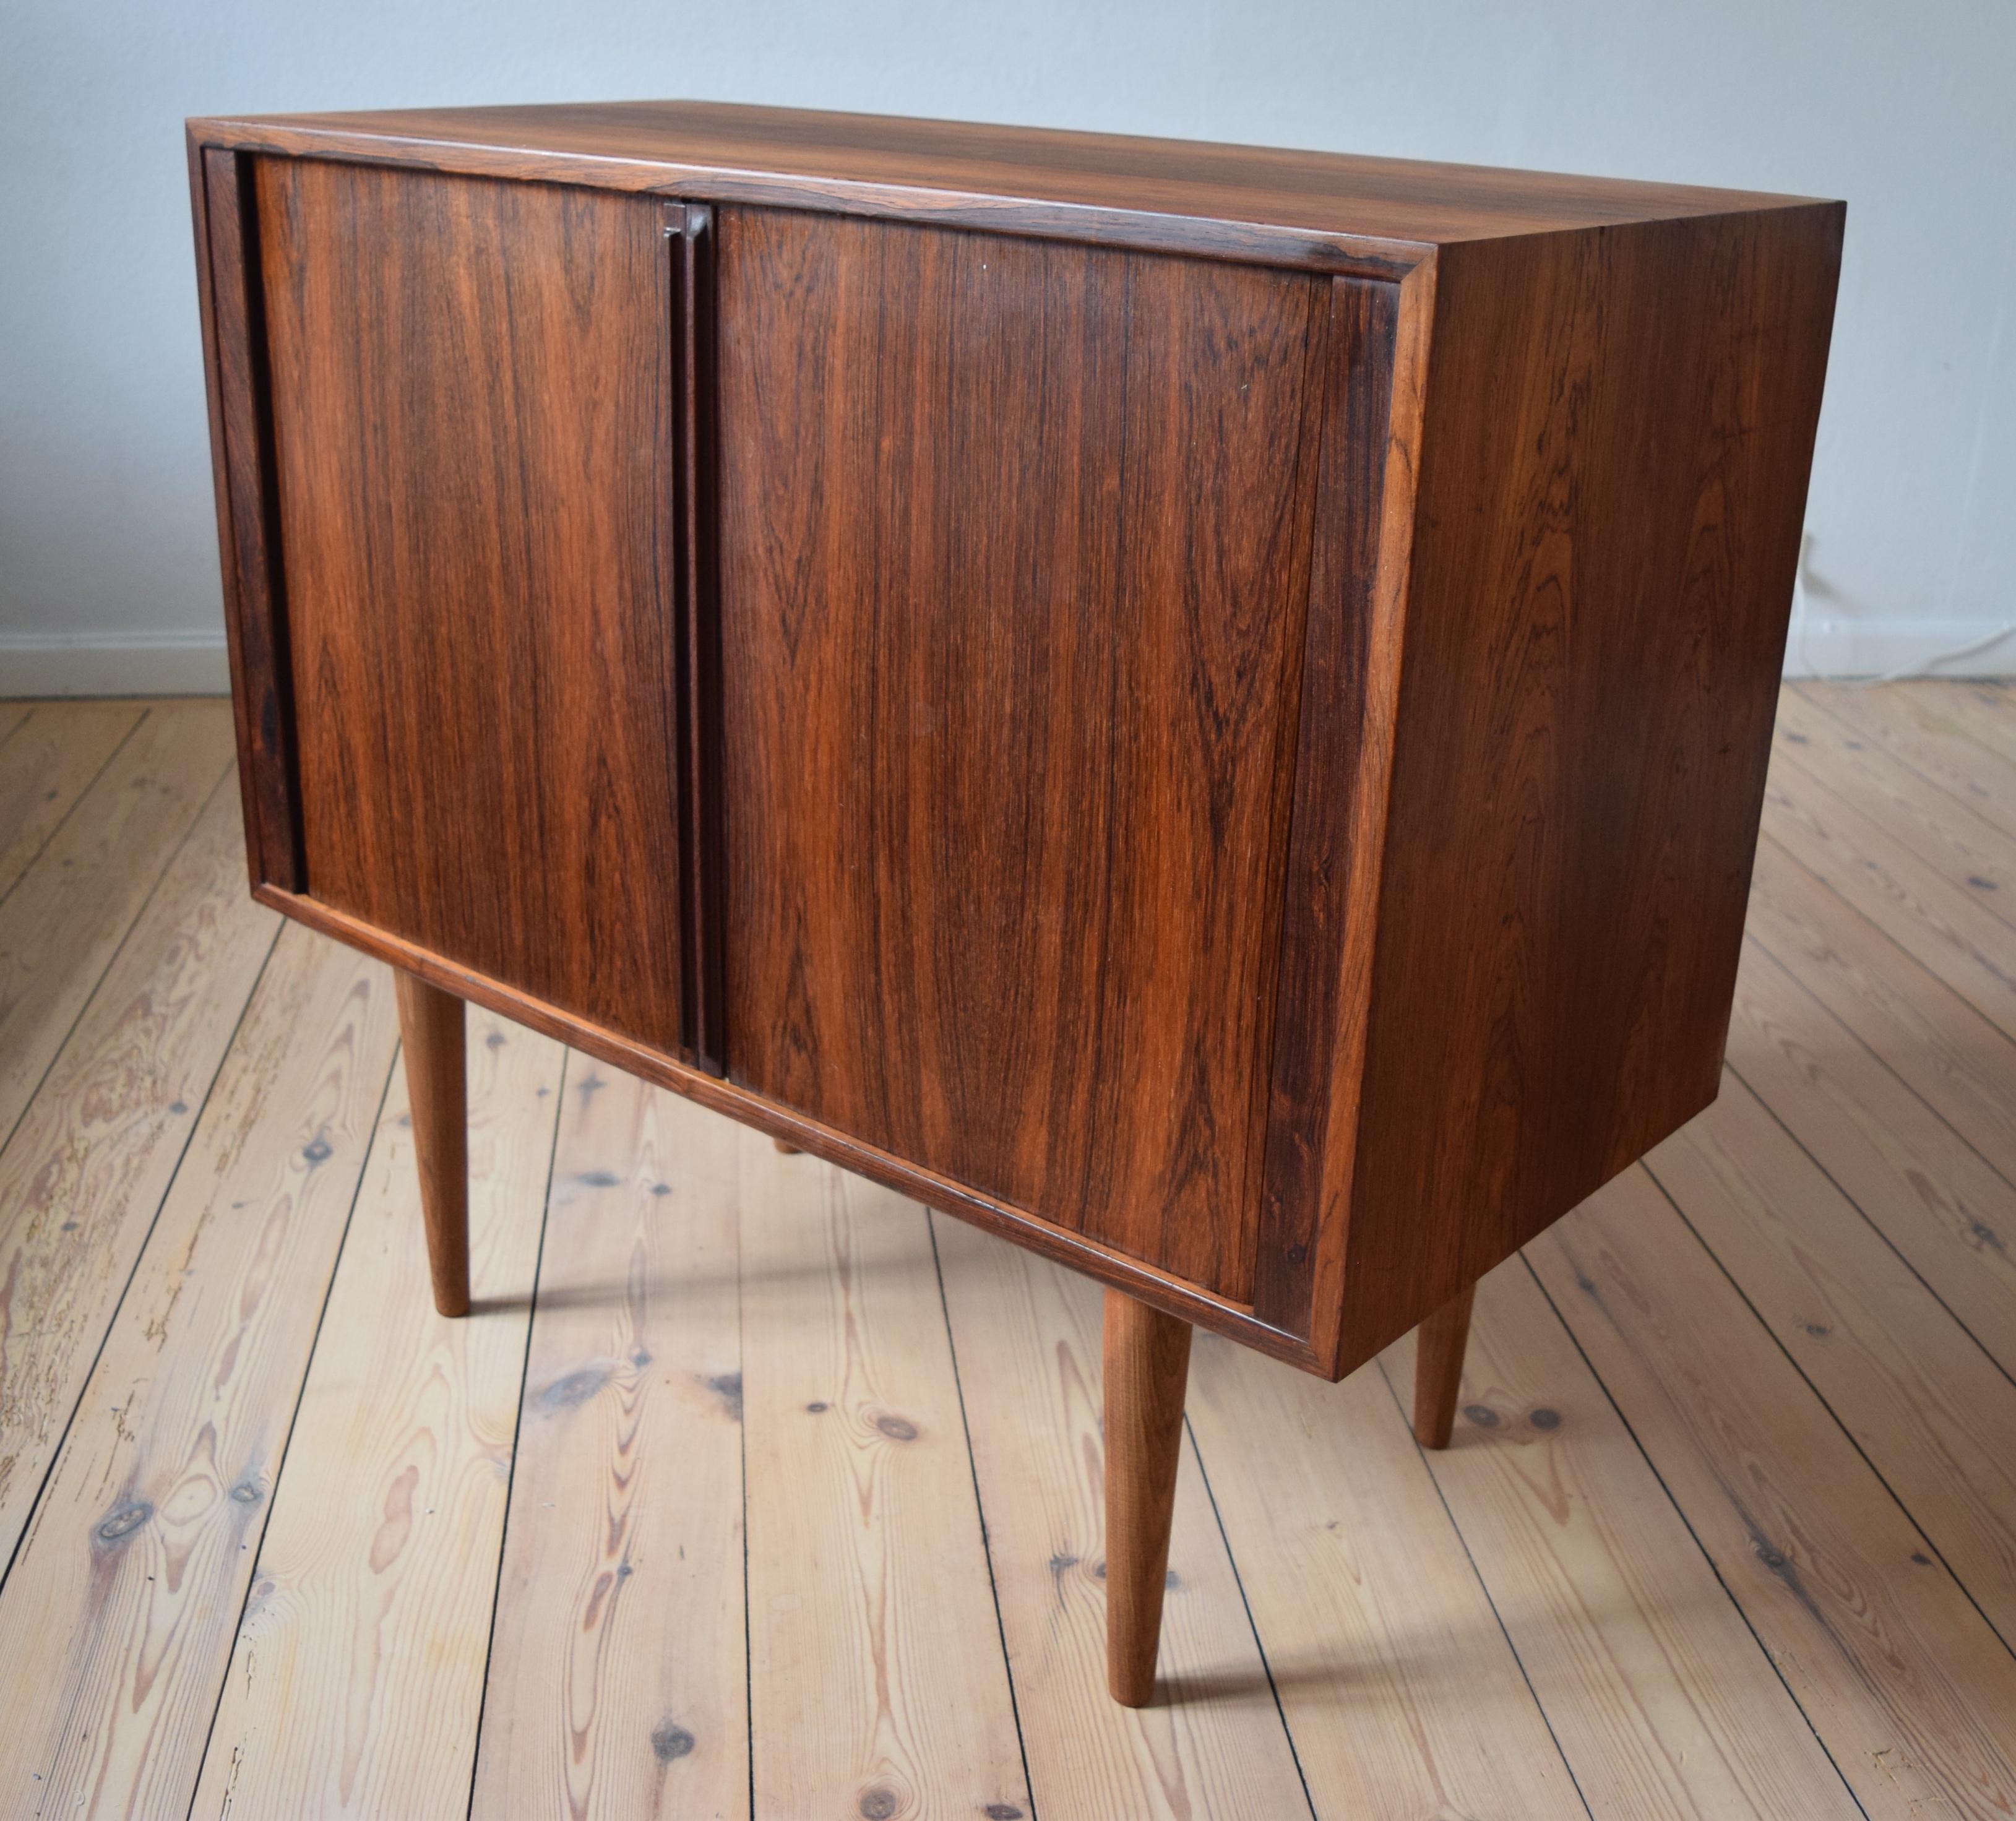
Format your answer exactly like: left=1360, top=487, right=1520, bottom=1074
left=773, top=1137, right=801, bottom=1155
left=1412, top=1281, right=1477, bottom=1449
left=1103, top=1288, right=1192, bottom=1707
left=394, top=970, right=468, bottom=1318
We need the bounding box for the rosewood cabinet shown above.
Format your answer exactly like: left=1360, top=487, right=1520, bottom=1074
left=189, top=100, right=1842, bottom=1706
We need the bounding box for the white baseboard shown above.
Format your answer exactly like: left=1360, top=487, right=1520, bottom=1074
left=0, top=632, right=231, bottom=697
left=1783, top=614, right=2016, bottom=680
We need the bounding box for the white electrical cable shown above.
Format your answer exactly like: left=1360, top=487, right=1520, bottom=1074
left=1855, top=621, right=2016, bottom=687
left=1790, top=530, right=2016, bottom=686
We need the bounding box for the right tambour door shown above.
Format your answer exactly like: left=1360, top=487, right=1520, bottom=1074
left=713, top=207, right=1332, bottom=1302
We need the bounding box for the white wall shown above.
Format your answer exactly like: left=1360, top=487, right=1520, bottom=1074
left=2, top=0, right=2012, bottom=690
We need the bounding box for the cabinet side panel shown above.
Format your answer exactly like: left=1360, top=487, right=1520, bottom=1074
left=257, top=158, right=685, bottom=1051
left=717, top=208, right=1329, bottom=1300
left=1336, top=205, right=1844, bottom=1369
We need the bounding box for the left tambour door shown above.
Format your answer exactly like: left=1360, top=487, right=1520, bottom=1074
left=252, top=157, right=686, bottom=1051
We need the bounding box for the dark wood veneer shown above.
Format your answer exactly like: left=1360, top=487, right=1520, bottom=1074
left=715, top=207, right=1330, bottom=1300
left=1252, top=272, right=1401, bottom=1332
left=189, top=100, right=1824, bottom=271
left=191, top=101, right=1842, bottom=1700
left=1332, top=209, right=1844, bottom=1367
left=251, top=158, right=688, bottom=1054
left=194, top=147, right=305, bottom=892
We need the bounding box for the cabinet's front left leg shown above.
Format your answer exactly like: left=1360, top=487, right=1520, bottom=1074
left=1103, top=1288, right=1193, bottom=1707
left=394, top=970, right=468, bottom=1317
left=1412, top=1281, right=1477, bottom=1449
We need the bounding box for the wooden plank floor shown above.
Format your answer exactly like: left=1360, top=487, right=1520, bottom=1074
left=1, top=683, right=2014, bottom=1819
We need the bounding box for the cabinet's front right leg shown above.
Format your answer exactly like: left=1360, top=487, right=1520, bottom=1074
left=1104, top=1288, right=1193, bottom=1707
left=1412, top=1281, right=1477, bottom=1449
left=394, top=970, right=469, bottom=1317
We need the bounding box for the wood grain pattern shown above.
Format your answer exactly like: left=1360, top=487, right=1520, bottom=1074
left=254, top=156, right=687, bottom=1053
left=1762, top=756, right=2016, bottom=1044
left=1792, top=682, right=2016, bottom=846
left=472, top=1072, right=746, bottom=1820
left=1380, top=1259, right=1858, bottom=1819
left=191, top=114, right=1842, bottom=1378
left=1182, top=1328, right=1579, bottom=1817
left=1647, top=1072, right=2016, bottom=1645
left=1773, top=688, right=2016, bottom=925
left=1892, top=679, right=2016, bottom=767
left=739, top=1137, right=1027, bottom=1819
left=1102, top=1291, right=1193, bottom=1707
left=930, top=1211, right=1312, bottom=1819
left=1251, top=272, right=1402, bottom=1330
left=1329, top=203, right=1844, bottom=1371
left=191, top=1010, right=563, bottom=1819
left=718, top=207, right=1329, bottom=1298
left=0, top=924, right=398, bottom=1816
left=0, top=780, right=278, bottom=1568
left=0, top=701, right=144, bottom=898
left=1532, top=1168, right=2016, bottom=1819
left=1725, top=934, right=2016, bottom=1380
left=395, top=969, right=470, bottom=1316
left=189, top=100, right=1827, bottom=269
left=0, top=702, right=236, bottom=1145
left=1744, top=839, right=2016, bottom=1188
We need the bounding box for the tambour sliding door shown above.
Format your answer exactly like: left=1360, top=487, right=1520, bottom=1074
left=245, top=157, right=691, bottom=1055
left=712, top=206, right=1342, bottom=1302
left=210, top=150, right=1398, bottom=1315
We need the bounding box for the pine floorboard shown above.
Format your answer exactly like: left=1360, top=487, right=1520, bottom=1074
left=1, top=684, right=2013, bottom=1819
left=470, top=1069, right=749, bottom=1820
left=190, top=1013, right=566, bottom=1819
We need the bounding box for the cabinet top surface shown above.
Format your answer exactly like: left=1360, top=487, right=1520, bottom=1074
left=189, top=98, right=1829, bottom=256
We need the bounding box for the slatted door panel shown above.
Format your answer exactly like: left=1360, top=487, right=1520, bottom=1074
left=254, top=158, right=686, bottom=1053
left=715, top=209, right=1330, bottom=1299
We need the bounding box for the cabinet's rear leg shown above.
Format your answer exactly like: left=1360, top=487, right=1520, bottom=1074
left=773, top=1137, right=801, bottom=1155
left=1103, top=1288, right=1192, bottom=1707
left=394, top=970, right=468, bottom=1317
left=1412, top=1281, right=1477, bottom=1449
